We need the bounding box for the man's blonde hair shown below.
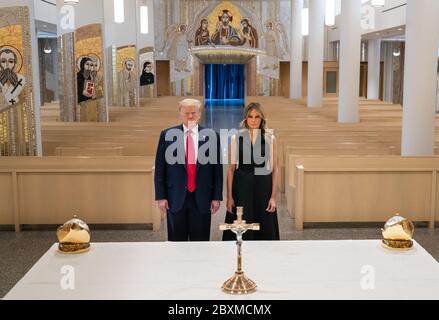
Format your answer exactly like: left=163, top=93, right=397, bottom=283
left=179, top=99, right=202, bottom=111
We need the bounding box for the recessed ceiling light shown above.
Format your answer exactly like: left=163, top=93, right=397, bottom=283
left=397, top=28, right=403, bottom=31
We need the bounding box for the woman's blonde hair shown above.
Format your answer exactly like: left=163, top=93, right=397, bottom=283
left=240, top=102, right=267, bottom=129
left=240, top=102, right=272, bottom=140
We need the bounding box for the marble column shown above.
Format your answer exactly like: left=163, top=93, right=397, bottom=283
left=367, top=39, right=381, bottom=100
left=338, top=0, right=362, bottom=123
left=290, top=0, right=303, bottom=100
left=307, top=0, right=325, bottom=108
left=401, top=0, right=439, bottom=156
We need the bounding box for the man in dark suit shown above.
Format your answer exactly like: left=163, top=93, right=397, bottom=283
left=154, top=99, right=223, bottom=241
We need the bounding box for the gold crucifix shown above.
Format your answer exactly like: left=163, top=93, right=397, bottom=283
left=219, top=207, right=260, bottom=294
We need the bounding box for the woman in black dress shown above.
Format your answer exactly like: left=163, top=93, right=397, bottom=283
left=223, top=103, right=280, bottom=241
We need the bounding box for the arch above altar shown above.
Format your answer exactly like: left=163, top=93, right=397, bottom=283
left=189, top=46, right=265, bottom=64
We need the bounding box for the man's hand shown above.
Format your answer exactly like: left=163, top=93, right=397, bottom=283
left=157, top=200, right=169, bottom=219
left=211, top=201, right=221, bottom=215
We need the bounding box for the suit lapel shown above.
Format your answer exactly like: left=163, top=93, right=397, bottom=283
left=175, top=125, right=187, bottom=171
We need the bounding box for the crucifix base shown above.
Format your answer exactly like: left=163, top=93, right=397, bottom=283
left=222, top=271, right=257, bottom=295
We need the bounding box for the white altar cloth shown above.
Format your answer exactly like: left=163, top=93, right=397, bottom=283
left=4, top=240, right=439, bottom=300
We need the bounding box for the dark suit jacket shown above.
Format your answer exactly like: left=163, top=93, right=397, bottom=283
left=154, top=125, right=223, bottom=213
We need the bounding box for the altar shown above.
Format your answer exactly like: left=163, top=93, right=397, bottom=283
left=4, top=240, right=439, bottom=300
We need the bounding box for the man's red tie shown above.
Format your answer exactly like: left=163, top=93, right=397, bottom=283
left=186, top=130, right=196, bottom=193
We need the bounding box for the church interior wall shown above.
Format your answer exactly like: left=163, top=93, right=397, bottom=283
left=56, top=0, right=105, bottom=33
left=103, top=0, right=137, bottom=49
left=328, top=0, right=408, bottom=42
left=103, top=0, right=138, bottom=107
left=38, top=38, right=59, bottom=103
left=33, top=0, right=57, bottom=26
left=136, top=0, right=155, bottom=50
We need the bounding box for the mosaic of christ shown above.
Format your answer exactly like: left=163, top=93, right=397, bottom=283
left=194, top=9, right=258, bottom=48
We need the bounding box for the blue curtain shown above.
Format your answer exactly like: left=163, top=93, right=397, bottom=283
left=205, top=64, right=245, bottom=103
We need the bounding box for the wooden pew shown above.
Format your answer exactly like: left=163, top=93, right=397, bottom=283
left=41, top=123, right=161, bottom=156
left=0, top=157, right=161, bottom=232
left=55, top=146, right=124, bottom=156
left=43, top=138, right=158, bottom=156
left=287, top=155, right=439, bottom=230
left=282, top=144, right=398, bottom=209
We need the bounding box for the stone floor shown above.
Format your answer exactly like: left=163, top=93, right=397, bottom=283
left=1, top=194, right=438, bottom=299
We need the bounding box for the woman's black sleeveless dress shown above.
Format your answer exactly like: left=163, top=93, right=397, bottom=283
left=222, top=131, right=280, bottom=241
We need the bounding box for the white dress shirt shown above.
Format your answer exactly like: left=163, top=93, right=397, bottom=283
left=183, top=124, right=199, bottom=161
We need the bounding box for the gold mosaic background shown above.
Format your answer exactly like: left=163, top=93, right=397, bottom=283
left=139, top=47, right=156, bottom=99
left=0, top=6, right=37, bottom=156
left=206, top=1, right=243, bottom=36
left=0, top=25, right=24, bottom=72
left=76, top=37, right=104, bottom=100
left=116, top=46, right=136, bottom=74
left=73, top=24, right=107, bottom=122
left=111, top=45, right=137, bottom=106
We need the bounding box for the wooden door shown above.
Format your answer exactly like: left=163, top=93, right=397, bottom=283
left=156, top=61, right=170, bottom=96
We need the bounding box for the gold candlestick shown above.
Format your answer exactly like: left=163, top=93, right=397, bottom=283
left=219, top=207, right=260, bottom=295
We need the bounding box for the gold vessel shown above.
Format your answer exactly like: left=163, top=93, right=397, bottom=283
left=382, top=214, right=415, bottom=250
left=220, top=207, right=260, bottom=295
left=57, top=215, right=91, bottom=254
